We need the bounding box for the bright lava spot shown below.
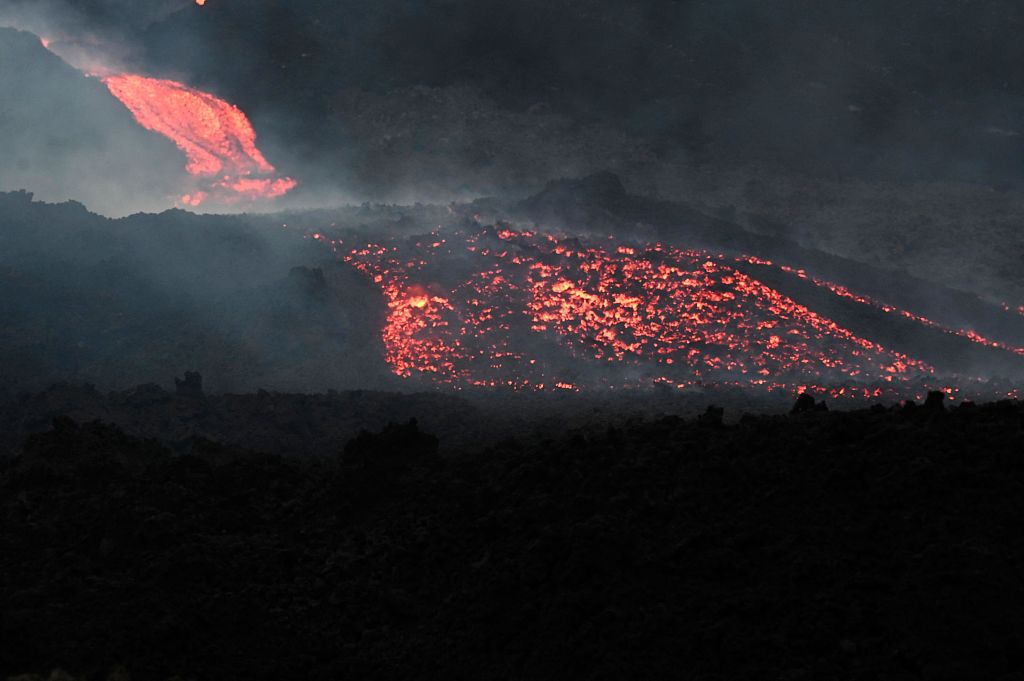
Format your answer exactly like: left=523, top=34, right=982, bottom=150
left=103, top=74, right=295, bottom=206
left=180, top=192, right=207, bottom=207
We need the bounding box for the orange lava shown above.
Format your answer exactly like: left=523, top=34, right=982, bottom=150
left=103, top=74, right=295, bottom=205
left=343, top=227, right=938, bottom=396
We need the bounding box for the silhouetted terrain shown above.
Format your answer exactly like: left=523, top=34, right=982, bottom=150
left=3, top=395, right=1023, bottom=680
left=1, top=379, right=790, bottom=459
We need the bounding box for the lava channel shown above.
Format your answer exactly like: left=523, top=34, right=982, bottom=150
left=103, top=74, right=296, bottom=206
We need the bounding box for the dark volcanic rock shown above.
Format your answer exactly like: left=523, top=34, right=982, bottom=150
left=342, top=418, right=439, bottom=464
left=2, top=401, right=1024, bottom=680
left=924, top=390, right=948, bottom=411
left=697, top=404, right=724, bottom=427
left=791, top=392, right=829, bottom=414
left=174, top=371, right=204, bottom=399
left=514, top=171, right=636, bottom=230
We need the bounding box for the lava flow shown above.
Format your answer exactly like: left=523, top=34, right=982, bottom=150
left=767, top=263, right=1024, bottom=357
left=103, top=74, right=296, bottom=206
left=341, top=227, right=937, bottom=397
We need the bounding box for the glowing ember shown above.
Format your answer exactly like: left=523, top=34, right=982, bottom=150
left=342, top=227, right=938, bottom=396
left=103, top=74, right=296, bottom=205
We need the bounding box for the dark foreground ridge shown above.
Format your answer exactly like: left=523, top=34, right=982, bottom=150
left=2, top=397, right=1024, bottom=681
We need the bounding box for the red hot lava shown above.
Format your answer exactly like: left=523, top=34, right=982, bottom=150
left=103, top=74, right=296, bottom=206
left=342, top=227, right=936, bottom=397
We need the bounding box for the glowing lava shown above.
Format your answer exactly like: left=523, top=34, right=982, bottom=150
left=342, top=227, right=938, bottom=397
left=103, top=74, right=296, bottom=205
left=766, top=263, right=1024, bottom=357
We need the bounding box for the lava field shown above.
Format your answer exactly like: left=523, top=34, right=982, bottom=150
left=337, top=224, right=1024, bottom=402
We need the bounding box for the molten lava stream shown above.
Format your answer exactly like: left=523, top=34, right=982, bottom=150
left=103, top=74, right=296, bottom=206
left=341, top=227, right=942, bottom=399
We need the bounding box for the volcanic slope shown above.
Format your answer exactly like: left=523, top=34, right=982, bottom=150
left=3, top=181, right=1024, bottom=399
left=326, top=175, right=1024, bottom=399
left=509, top=174, right=1024, bottom=378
